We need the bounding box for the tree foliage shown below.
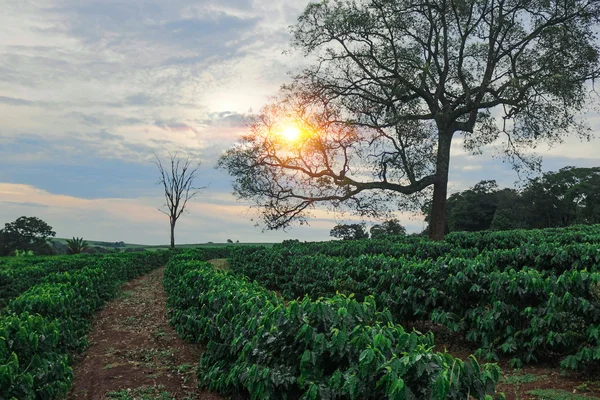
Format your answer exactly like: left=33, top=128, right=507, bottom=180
left=330, top=223, right=370, bottom=240
left=423, top=167, right=600, bottom=233
left=219, top=0, right=600, bottom=240
left=66, top=237, right=89, bottom=255
left=522, top=166, right=600, bottom=228
left=370, top=219, right=407, bottom=239
left=0, top=216, right=56, bottom=256
left=489, top=188, right=526, bottom=230
left=446, top=180, right=503, bottom=232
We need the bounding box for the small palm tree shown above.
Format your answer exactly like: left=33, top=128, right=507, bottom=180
left=66, top=237, right=89, bottom=255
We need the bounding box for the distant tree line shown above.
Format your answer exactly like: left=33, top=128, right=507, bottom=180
left=330, top=166, right=600, bottom=239
left=0, top=216, right=134, bottom=256
left=95, top=241, right=127, bottom=248
left=423, top=166, right=600, bottom=234
left=330, top=219, right=407, bottom=240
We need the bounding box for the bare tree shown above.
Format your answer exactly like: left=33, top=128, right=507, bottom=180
left=154, top=152, right=204, bottom=248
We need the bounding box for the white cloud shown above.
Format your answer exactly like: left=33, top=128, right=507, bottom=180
left=1, top=0, right=600, bottom=243
left=0, top=0, right=311, bottom=156
left=0, top=182, right=340, bottom=243
left=461, top=165, right=483, bottom=171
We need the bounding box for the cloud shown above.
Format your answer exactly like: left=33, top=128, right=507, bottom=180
left=0, top=0, right=309, bottom=159
left=0, top=96, right=40, bottom=106
left=461, top=165, right=483, bottom=172
left=154, top=120, right=199, bottom=134
left=200, top=111, right=247, bottom=128
left=0, top=182, right=335, bottom=243
left=1, top=0, right=600, bottom=243
left=125, top=93, right=156, bottom=106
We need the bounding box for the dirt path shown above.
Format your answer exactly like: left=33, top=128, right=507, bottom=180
left=68, top=267, right=224, bottom=400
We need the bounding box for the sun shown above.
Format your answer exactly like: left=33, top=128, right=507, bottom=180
left=279, top=125, right=302, bottom=142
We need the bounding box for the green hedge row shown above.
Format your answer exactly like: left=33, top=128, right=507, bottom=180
left=445, top=224, right=600, bottom=249
left=0, top=256, right=68, bottom=268
left=230, top=250, right=600, bottom=369
left=0, top=255, right=101, bottom=309
left=0, top=246, right=238, bottom=309
left=164, top=254, right=502, bottom=399
left=231, top=241, right=600, bottom=292
left=0, top=251, right=172, bottom=399
left=277, top=238, right=459, bottom=260
left=480, top=242, right=600, bottom=273
left=275, top=225, right=600, bottom=262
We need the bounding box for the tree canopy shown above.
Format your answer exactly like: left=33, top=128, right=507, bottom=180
left=330, top=223, right=370, bottom=240
left=66, top=237, right=89, bottom=255
left=370, top=219, right=408, bottom=239
left=446, top=180, right=502, bottom=232
left=422, top=166, right=600, bottom=233
left=0, top=216, right=56, bottom=256
left=219, top=0, right=600, bottom=240
left=522, top=166, right=600, bottom=228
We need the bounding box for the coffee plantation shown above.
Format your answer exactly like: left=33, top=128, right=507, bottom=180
left=2, top=225, right=600, bottom=398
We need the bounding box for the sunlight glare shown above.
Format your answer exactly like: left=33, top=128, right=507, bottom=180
left=279, top=125, right=302, bottom=142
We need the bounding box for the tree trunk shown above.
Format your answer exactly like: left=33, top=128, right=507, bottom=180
left=429, top=132, right=453, bottom=241
left=170, top=219, right=175, bottom=249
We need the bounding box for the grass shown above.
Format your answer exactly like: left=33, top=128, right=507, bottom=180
left=502, top=373, right=546, bottom=385
left=104, top=347, right=117, bottom=356
left=208, top=258, right=228, bottom=271
left=172, top=363, right=195, bottom=384
left=575, top=383, right=600, bottom=393
left=103, top=362, right=125, bottom=370
left=527, top=389, right=600, bottom=400
left=106, top=385, right=174, bottom=400
left=121, top=348, right=175, bottom=367
left=106, top=384, right=198, bottom=400
left=173, top=363, right=193, bottom=374
left=152, top=328, right=168, bottom=340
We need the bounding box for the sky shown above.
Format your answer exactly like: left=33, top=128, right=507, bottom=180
left=1, top=0, right=599, bottom=245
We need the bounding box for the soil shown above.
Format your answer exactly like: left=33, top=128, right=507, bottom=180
left=68, top=267, right=224, bottom=400
left=496, top=366, right=600, bottom=400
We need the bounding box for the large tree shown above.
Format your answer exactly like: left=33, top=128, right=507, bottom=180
left=0, top=216, right=56, bottom=256
left=220, top=0, right=600, bottom=240
left=154, top=153, right=204, bottom=249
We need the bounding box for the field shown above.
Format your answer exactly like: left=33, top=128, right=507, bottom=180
left=51, top=238, right=276, bottom=251
left=2, top=225, right=600, bottom=399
